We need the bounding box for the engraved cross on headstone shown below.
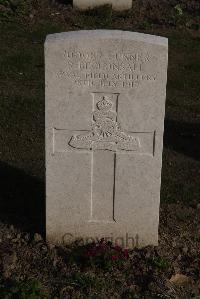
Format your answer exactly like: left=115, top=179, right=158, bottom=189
left=53, top=92, right=155, bottom=223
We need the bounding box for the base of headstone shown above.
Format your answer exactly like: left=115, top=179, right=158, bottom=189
left=73, top=0, right=132, bottom=11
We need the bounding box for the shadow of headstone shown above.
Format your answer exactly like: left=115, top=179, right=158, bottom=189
left=53, top=0, right=73, bottom=5
left=164, top=119, right=200, bottom=160
left=0, top=161, right=45, bottom=236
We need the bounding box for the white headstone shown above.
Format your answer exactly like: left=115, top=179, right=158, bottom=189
left=45, top=30, right=168, bottom=248
left=73, top=0, right=132, bottom=11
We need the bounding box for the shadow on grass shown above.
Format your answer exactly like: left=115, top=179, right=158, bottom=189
left=0, top=161, right=45, bottom=236
left=55, top=0, right=73, bottom=5
left=164, top=119, right=200, bottom=160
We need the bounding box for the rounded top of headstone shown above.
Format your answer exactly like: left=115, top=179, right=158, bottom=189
left=45, top=30, right=168, bottom=48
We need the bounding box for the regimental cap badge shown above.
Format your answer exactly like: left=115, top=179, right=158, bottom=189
left=97, top=96, right=113, bottom=111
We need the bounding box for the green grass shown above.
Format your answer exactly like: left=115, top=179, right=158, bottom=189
left=66, top=272, right=105, bottom=291
left=1, top=280, right=47, bottom=299
left=151, top=256, right=169, bottom=270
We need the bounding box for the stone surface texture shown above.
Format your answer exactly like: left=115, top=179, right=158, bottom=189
left=45, top=30, right=168, bottom=247
left=73, top=0, right=132, bottom=11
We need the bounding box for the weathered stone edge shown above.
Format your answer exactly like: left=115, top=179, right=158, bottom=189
left=45, top=30, right=168, bottom=47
